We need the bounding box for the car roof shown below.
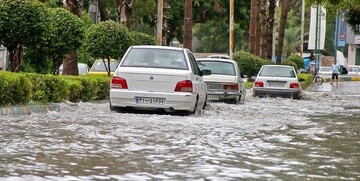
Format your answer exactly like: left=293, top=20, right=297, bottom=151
left=207, top=54, right=230, bottom=58
left=262, top=65, right=293, bottom=68
left=131, top=45, right=188, bottom=51
left=197, top=58, right=237, bottom=64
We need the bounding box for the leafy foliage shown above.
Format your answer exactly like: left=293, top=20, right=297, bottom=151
left=131, top=31, right=156, bottom=45
left=0, top=0, right=47, bottom=50
left=282, top=60, right=298, bottom=70
left=233, top=51, right=274, bottom=81
left=43, top=8, right=85, bottom=73
left=85, top=20, right=132, bottom=60
left=285, top=54, right=305, bottom=70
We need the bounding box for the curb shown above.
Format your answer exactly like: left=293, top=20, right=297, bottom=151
left=0, top=104, right=60, bottom=116
left=323, top=76, right=360, bottom=82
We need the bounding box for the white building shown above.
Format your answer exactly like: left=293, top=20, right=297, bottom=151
left=346, top=26, right=360, bottom=65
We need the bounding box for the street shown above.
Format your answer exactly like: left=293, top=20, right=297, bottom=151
left=0, top=82, right=359, bottom=180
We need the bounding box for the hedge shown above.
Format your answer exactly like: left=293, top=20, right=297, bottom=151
left=0, top=72, right=111, bottom=106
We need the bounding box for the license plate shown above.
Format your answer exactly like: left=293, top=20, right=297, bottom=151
left=135, top=97, right=165, bottom=104
left=268, top=82, right=285, bottom=87
left=207, top=84, right=222, bottom=89
left=207, top=95, right=219, bottom=100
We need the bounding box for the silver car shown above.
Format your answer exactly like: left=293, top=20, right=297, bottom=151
left=253, top=65, right=304, bottom=99
left=197, top=58, right=245, bottom=104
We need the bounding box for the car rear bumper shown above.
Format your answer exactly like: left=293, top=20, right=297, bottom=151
left=110, top=89, right=197, bottom=111
left=206, top=90, right=240, bottom=100
left=253, top=88, right=301, bottom=98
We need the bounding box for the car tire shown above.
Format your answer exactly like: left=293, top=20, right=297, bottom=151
left=110, top=103, right=123, bottom=113
left=229, top=96, right=240, bottom=104
left=203, top=95, right=207, bottom=109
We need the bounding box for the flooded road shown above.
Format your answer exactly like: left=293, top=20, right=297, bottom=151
left=0, top=90, right=359, bottom=180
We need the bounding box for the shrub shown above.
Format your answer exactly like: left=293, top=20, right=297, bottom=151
left=0, top=72, right=32, bottom=105
left=0, top=72, right=112, bottom=106
left=131, top=31, right=156, bottom=45
left=286, top=54, right=304, bottom=70
left=233, top=51, right=274, bottom=81
left=282, top=60, right=298, bottom=70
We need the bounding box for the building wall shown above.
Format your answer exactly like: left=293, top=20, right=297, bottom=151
left=347, top=44, right=357, bottom=65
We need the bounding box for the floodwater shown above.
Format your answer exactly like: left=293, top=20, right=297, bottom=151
left=0, top=91, right=359, bottom=180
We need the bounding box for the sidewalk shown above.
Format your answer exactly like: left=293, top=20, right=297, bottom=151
left=321, top=74, right=360, bottom=82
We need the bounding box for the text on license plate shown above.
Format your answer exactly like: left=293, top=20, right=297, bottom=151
left=268, top=82, right=285, bottom=87
left=135, top=97, right=165, bottom=104
left=207, top=95, right=219, bottom=100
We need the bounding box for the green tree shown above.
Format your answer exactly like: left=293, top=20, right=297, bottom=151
left=131, top=31, right=156, bottom=45
left=193, top=0, right=250, bottom=53
left=84, top=20, right=133, bottom=76
left=45, top=8, right=85, bottom=74
left=0, top=0, right=47, bottom=72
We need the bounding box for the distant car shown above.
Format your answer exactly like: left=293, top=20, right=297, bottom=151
left=207, top=54, right=230, bottom=59
left=348, top=65, right=360, bottom=76
left=58, top=63, right=90, bottom=75
left=109, top=45, right=211, bottom=115
left=318, top=66, right=333, bottom=75
left=197, top=58, right=245, bottom=104
left=88, top=59, right=118, bottom=76
left=253, top=65, right=304, bottom=99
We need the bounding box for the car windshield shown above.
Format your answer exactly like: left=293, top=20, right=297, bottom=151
left=120, top=48, right=188, bottom=70
left=198, top=61, right=236, bottom=76
left=259, top=66, right=296, bottom=78
left=320, top=67, right=332, bottom=72
left=91, top=60, right=118, bottom=72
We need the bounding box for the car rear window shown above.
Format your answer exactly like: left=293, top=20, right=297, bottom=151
left=198, top=61, right=236, bottom=76
left=91, top=60, right=118, bottom=72
left=259, top=66, right=296, bottom=78
left=120, top=48, right=188, bottom=70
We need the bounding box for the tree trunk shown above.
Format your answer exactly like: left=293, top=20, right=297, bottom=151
left=260, top=0, right=268, bottom=58
left=276, top=0, right=289, bottom=65
left=98, top=0, right=109, bottom=21
left=62, top=0, right=82, bottom=75
left=116, top=0, right=132, bottom=30
left=266, top=0, right=276, bottom=60
left=255, top=0, right=261, bottom=56
left=183, top=0, right=193, bottom=50
left=12, top=44, right=23, bottom=72
left=249, top=0, right=257, bottom=54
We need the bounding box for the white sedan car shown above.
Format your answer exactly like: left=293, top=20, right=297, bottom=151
left=197, top=58, right=245, bottom=104
left=318, top=66, right=333, bottom=75
left=109, top=45, right=211, bottom=115
left=253, top=65, right=304, bottom=99
left=348, top=65, right=360, bottom=76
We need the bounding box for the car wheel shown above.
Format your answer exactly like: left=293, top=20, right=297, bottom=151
left=229, top=96, right=240, bottom=104
left=203, top=95, right=207, bottom=109
left=110, top=103, right=123, bottom=112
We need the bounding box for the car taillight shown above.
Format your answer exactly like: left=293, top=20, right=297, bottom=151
left=175, top=80, right=193, bottom=92
left=290, top=83, right=299, bottom=89
left=223, top=84, right=238, bottom=90
left=111, top=76, right=128, bottom=89
left=254, top=81, right=264, bottom=87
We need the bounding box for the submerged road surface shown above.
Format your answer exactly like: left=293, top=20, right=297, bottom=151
left=0, top=88, right=359, bottom=180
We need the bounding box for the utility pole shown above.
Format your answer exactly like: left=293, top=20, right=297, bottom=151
left=300, top=0, right=305, bottom=57
left=229, top=0, right=234, bottom=59
left=184, top=0, right=193, bottom=50
left=156, top=0, right=164, bottom=46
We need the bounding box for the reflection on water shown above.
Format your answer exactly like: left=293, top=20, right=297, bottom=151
left=0, top=92, right=359, bottom=180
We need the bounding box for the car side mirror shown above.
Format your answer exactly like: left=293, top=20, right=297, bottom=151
left=201, top=69, right=212, bottom=76
left=298, top=78, right=305, bottom=82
